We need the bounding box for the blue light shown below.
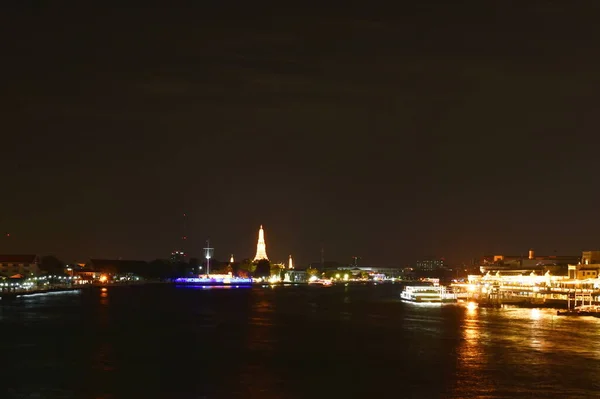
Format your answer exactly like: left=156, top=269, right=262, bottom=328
left=174, top=277, right=253, bottom=284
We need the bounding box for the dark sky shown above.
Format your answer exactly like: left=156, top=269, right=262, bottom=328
left=2, top=2, right=600, bottom=266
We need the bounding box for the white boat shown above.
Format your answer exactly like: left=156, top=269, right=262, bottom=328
left=400, top=285, right=457, bottom=303
left=308, top=278, right=333, bottom=286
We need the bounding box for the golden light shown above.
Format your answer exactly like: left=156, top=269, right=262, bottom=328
left=253, top=225, right=269, bottom=261
left=99, top=275, right=108, bottom=283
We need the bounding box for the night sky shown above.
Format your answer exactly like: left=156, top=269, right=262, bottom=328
left=2, top=2, right=600, bottom=266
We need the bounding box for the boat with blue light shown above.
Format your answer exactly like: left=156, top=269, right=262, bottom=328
left=173, top=274, right=253, bottom=286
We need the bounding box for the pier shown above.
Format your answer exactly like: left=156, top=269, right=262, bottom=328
left=451, top=272, right=600, bottom=309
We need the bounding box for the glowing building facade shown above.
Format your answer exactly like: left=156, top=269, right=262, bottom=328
left=253, top=225, right=269, bottom=261
left=416, top=258, right=445, bottom=271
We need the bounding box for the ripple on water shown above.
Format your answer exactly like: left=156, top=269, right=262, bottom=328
left=3, top=284, right=600, bottom=398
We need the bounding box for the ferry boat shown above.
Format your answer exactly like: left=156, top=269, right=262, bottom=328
left=173, top=275, right=253, bottom=286
left=308, top=278, right=333, bottom=286
left=400, top=285, right=457, bottom=303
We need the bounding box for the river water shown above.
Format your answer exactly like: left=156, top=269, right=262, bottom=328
left=1, top=284, right=600, bottom=398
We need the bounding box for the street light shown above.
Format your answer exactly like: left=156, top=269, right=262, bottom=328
left=204, top=239, right=214, bottom=276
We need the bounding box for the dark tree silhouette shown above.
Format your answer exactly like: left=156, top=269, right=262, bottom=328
left=254, top=259, right=271, bottom=278
left=238, top=259, right=256, bottom=277
left=40, top=256, right=65, bottom=275
left=147, top=259, right=174, bottom=279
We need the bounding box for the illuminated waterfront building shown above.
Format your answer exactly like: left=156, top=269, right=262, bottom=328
left=479, top=248, right=580, bottom=274
left=567, top=250, right=600, bottom=279
left=416, top=257, right=445, bottom=271
left=568, top=264, right=600, bottom=280
left=335, top=265, right=404, bottom=278
left=170, top=250, right=186, bottom=263
left=0, top=254, right=40, bottom=277
left=452, top=250, right=600, bottom=307
left=253, top=225, right=269, bottom=261
left=170, top=213, right=189, bottom=264
left=581, top=251, right=600, bottom=265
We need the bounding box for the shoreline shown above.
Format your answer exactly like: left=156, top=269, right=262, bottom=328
left=0, top=280, right=170, bottom=299
left=0, top=282, right=586, bottom=311
left=0, top=286, right=84, bottom=300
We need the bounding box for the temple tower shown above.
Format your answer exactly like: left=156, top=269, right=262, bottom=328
left=288, top=254, right=294, bottom=269
left=253, top=225, right=269, bottom=261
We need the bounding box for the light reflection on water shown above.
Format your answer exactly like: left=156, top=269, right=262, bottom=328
left=2, top=284, right=600, bottom=398
left=449, top=305, right=600, bottom=398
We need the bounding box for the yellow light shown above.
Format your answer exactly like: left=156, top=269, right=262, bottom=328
left=268, top=275, right=280, bottom=284
left=466, top=302, right=477, bottom=311
left=335, top=273, right=340, bottom=279
left=467, top=284, right=476, bottom=292
left=343, top=274, right=349, bottom=281
left=99, top=275, right=108, bottom=283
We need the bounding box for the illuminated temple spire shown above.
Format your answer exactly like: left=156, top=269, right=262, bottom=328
left=288, top=254, right=294, bottom=269
left=230, top=254, right=234, bottom=263
left=253, top=225, right=269, bottom=261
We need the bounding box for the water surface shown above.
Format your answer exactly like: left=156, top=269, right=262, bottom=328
left=1, top=284, right=599, bottom=398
